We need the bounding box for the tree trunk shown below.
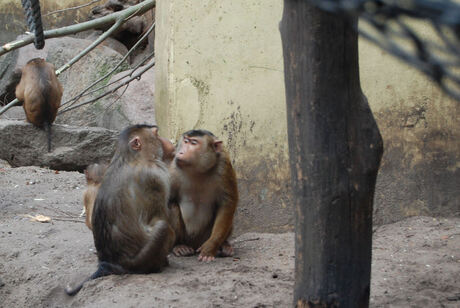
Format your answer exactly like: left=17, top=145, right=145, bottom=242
left=280, top=1, right=383, bottom=307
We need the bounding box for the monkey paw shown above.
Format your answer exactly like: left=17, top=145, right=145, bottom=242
left=172, top=245, right=195, bottom=257
left=218, top=241, right=234, bottom=257
left=197, top=242, right=218, bottom=262
left=198, top=254, right=215, bottom=262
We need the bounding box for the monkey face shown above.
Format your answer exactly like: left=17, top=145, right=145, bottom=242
left=175, top=134, right=222, bottom=173
left=175, top=135, right=200, bottom=168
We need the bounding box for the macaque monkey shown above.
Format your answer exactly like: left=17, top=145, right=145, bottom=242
left=169, top=130, right=238, bottom=262
left=82, top=163, right=108, bottom=230
left=15, top=58, right=63, bottom=152
left=65, top=124, right=176, bottom=296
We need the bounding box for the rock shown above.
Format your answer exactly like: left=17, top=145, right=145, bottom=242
left=1, top=36, right=156, bottom=131
left=0, top=51, right=20, bottom=104
left=0, top=106, right=26, bottom=121
left=95, top=59, right=156, bottom=130
left=0, top=119, right=117, bottom=171
left=0, top=36, right=130, bottom=128
left=84, top=30, right=129, bottom=56
left=0, top=159, right=10, bottom=168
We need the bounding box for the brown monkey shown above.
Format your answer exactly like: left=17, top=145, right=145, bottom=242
left=169, top=130, right=238, bottom=262
left=82, top=163, right=108, bottom=230
left=81, top=137, right=173, bottom=231
left=15, top=58, right=63, bottom=152
left=65, top=124, right=176, bottom=296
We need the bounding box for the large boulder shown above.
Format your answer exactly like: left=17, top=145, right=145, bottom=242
left=1, top=36, right=156, bottom=130
left=0, top=119, right=117, bottom=171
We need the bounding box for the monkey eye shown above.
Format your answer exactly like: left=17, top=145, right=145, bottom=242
left=190, top=140, right=198, bottom=145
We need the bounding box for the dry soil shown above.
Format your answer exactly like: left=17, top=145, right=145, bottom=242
left=0, top=165, right=459, bottom=307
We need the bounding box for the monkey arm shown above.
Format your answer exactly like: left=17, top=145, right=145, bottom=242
left=199, top=160, right=239, bottom=258
left=197, top=199, right=236, bottom=258
left=167, top=203, right=186, bottom=244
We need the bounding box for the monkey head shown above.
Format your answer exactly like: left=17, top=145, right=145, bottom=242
left=84, top=163, right=108, bottom=185
left=175, top=130, right=223, bottom=173
left=115, top=125, right=174, bottom=163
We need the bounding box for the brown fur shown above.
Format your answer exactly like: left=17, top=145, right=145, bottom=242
left=82, top=163, right=108, bottom=230
left=15, top=58, right=63, bottom=151
left=65, top=125, right=176, bottom=296
left=169, top=130, right=238, bottom=261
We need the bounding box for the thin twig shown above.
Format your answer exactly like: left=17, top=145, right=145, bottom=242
left=233, top=237, right=261, bottom=244
left=77, top=51, right=154, bottom=98
left=105, top=82, right=130, bottom=111
left=51, top=217, right=85, bottom=223
left=41, top=205, right=75, bottom=218
left=61, top=22, right=156, bottom=108
left=55, top=18, right=124, bottom=76
left=43, top=0, right=103, bottom=17
left=59, top=59, right=155, bottom=114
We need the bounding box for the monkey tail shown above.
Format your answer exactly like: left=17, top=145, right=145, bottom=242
left=124, top=220, right=173, bottom=272
left=44, top=121, right=52, bottom=152
left=65, top=261, right=126, bottom=296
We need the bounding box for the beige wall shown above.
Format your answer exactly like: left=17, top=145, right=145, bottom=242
left=155, top=1, right=459, bottom=232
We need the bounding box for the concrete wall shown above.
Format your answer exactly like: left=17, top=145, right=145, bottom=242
left=155, top=1, right=459, bottom=233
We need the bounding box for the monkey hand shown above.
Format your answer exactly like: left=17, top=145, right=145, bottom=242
left=197, top=240, right=218, bottom=262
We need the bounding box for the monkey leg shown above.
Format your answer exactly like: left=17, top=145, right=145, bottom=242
left=172, top=245, right=195, bottom=257
left=122, top=220, right=174, bottom=272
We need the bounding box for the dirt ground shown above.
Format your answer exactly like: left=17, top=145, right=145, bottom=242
left=0, top=164, right=459, bottom=307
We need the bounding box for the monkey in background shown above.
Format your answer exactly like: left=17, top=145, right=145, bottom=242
left=15, top=58, right=63, bottom=152
left=82, top=163, right=108, bottom=230
left=65, top=124, right=176, bottom=296
left=169, top=130, right=238, bottom=262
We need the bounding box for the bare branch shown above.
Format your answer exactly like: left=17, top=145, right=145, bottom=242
left=59, top=59, right=155, bottom=114
left=43, top=0, right=103, bottom=17
left=56, top=19, right=125, bottom=76
left=61, top=22, right=156, bottom=108
left=74, top=51, right=154, bottom=99
left=0, top=98, right=20, bottom=115
left=58, top=61, right=155, bottom=115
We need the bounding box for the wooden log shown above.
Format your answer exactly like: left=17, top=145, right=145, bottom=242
left=280, top=1, right=384, bottom=307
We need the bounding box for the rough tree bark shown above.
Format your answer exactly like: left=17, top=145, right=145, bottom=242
left=280, top=1, right=383, bottom=307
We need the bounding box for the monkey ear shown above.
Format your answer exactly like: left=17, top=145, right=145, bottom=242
left=152, top=126, right=159, bottom=136
left=213, top=140, right=223, bottom=153
left=129, top=136, right=142, bottom=151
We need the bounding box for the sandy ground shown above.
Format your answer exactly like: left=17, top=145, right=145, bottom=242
left=0, top=165, right=459, bottom=307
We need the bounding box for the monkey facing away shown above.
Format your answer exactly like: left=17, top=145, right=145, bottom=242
left=82, top=163, right=108, bottom=230
left=65, top=124, right=176, bottom=296
left=169, top=130, right=238, bottom=262
left=15, top=58, right=63, bottom=152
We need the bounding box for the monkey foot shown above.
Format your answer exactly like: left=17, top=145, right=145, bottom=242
left=198, top=254, right=215, bottom=262
left=172, top=245, right=195, bottom=257
left=218, top=241, right=234, bottom=257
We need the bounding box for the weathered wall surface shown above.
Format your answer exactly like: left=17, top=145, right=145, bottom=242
left=158, top=2, right=459, bottom=232
left=155, top=1, right=291, bottom=234
left=360, top=40, right=460, bottom=224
